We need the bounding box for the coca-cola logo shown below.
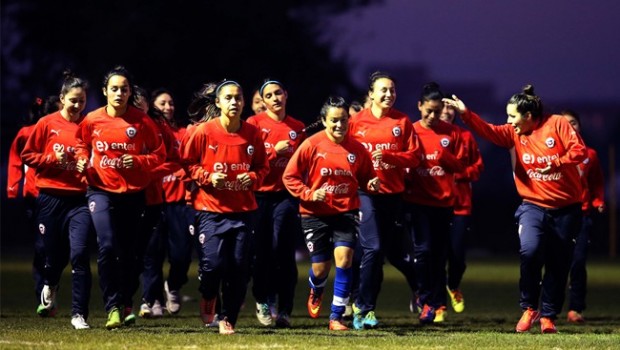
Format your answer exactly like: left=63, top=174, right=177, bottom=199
left=219, top=180, right=250, bottom=191
left=273, top=157, right=289, bottom=168
left=416, top=166, right=445, bottom=177
left=99, top=155, right=124, bottom=169
left=526, top=169, right=562, bottom=181
left=319, top=182, right=350, bottom=194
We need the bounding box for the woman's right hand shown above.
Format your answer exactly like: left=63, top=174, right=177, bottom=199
left=442, top=95, right=467, bottom=114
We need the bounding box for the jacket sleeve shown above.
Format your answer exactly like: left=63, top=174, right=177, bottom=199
left=454, top=131, right=484, bottom=182
left=131, top=118, right=166, bottom=171
left=282, top=140, right=314, bottom=202
left=552, top=116, right=587, bottom=168
left=587, top=148, right=605, bottom=209
left=460, top=110, right=515, bottom=149
left=7, top=130, right=26, bottom=198
left=382, top=119, right=423, bottom=169
left=182, top=126, right=211, bottom=187
left=21, top=121, right=58, bottom=170
left=248, top=130, right=270, bottom=190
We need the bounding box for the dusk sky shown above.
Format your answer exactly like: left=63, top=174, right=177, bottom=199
left=315, top=0, right=620, bottom=104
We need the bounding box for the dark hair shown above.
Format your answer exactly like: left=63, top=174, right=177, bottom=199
left=320, top=96, right=349, bottom=120
left=102, top=65, right=136, bottom=105
left=131, top=85, right=150, bottom=114
left=419, top=82, right=444, bottom=103
left=60, top=69, right=88, bottom=97
left=43, top=95, right=61, bottom=115
left=560, top=109, right=581, bottom=127
left=368, top=71, right=395, bottom=92
left=187, top=82, right=219, bottom=123
left=214, top=79, right=242, bottom=98
left=349, top=100, right=363, bottom=113
left=24, top=96, right=46, bottom=125
left=259, top=78, right=286, bottom=97
left=507, top=84, right=543, bottom=120
left=151, top=88, right=174, bottom=105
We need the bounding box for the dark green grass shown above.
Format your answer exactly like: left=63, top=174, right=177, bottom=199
left=1, top=253, right=619, bottom=349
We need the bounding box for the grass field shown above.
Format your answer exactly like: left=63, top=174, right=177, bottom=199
left=1, top=253, right=619, bottom=349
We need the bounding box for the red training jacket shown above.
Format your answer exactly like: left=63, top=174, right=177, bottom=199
left=7, top=125, right=39, bottom=198
left=282, top=131, right=377, bottom=216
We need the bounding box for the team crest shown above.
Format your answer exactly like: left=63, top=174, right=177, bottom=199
left=306, top=242, right=314, bottom=253
left=39, top=223, right=45, bottom=235
left=347, top=153, right=356, bottom=163
left=392, top=126, right=401, bottom=137
left=247, top=145, right=255, bottom=155
left=89, top=201, right=96, bottom=212
left=198, top=233, right=206, bottom=245
left=545, top=137, right=555, bottom=148
left=440, top=138, right=450, bottom=147
left=289, top=130, right=298, bottom=140
left=189, top=225, right=195, bottom=236
left=126, top=126, right=137, bottom=138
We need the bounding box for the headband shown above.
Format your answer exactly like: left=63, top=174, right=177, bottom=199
left=215, top=80, right=241, bottom=96
left=259, top=80, right=283, bottom=96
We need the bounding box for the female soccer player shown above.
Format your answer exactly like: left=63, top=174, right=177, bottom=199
left=403, top=82, right=464, bottom=324
left=246, top=79, right=306, bottom=328
left=438, top=101, right=484, bottom=317
left=138, top=88, right=184, bottom=318
left=348, top=71, right=420, bottom=329
left=183, top=80, right=269, bottom=335
left=443, top=85, right=586, bottom=334
left=561, top=110, right=605, bottom=324
left=283, top=96, right=380, bottom=331
left=7, top=97, right=47, bottom=310
left=21, top=71, right=94, bottom=329
left=74, top=66, right=166, bottom=330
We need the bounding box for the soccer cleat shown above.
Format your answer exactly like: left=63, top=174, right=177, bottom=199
left=567, top=310, right=585, bottom=324
left=256, top=302, right=273, bottom=326
left=275, top=313, right=292, bottom=328
left=151, top=300, right=164, bottom=317
left=268, top=297, right=278, bottom=319
left=139, top=303, right=152, bottom=318
left=433, top=306, right=447, bottom=323
left=540, top=317, right=558, bottom=334
left=200, top=297, right=217, bottom=326
left=344, top=302, right=353, bottom=319
left=205, top=314, right=220, bottom=328
left=352, top=304, right=364, bottom=330
left=307, top=289, right=323, bottom=319
left=123, top=306, right=136, bottom=326
left=447, top=287, right=465, bottom=313
left=329, top=318, right=349, bottom=331
left=419, top=304, right=436, bottom=324
left=105, top=308, right=122, bottom=330
left=363, top=311, right=379, bottom=329
left=71, top=314, right=90, bottom=329
left=410, top=296, right=422, bottom=314
left=39, top=285, right=58, bottom=314
left=36, top=303, right=58, bottom=317
left=515, top=307, right=540, bottom=333
left=164, top=281, right=181, bottom=315
left=219, top=317, right=235, bottom=335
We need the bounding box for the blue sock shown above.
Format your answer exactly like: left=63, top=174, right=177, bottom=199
left=308, top=268, right=327, bottom=296
left=330, top=267, right=351, bottom=320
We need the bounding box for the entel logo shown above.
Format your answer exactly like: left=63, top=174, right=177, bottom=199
left=522, top=153, right=534, bottom=164
left=213, top=162, right=228, bottom=172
